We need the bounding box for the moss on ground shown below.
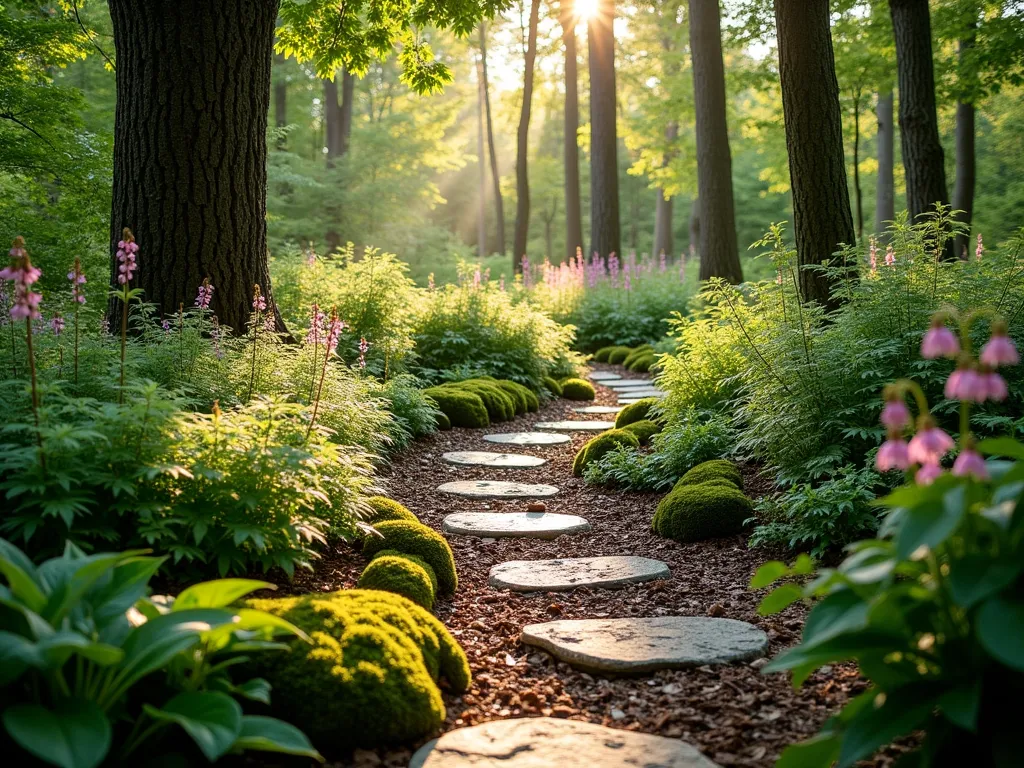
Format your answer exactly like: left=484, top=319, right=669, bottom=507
left=423, top=387, right=489, bottom=428
left=560, top=377, right=596, bottom=401
left=358, top=554, right=436, bottom=609
left=651, top=482, right=752, bottom=543
left=573, top=428, right=641, bottom=476
left=543, top=376, right=563, bottom=397
left=621, top=419, right=661, bottom=445
left=676, top=459, right=743, bottom=490
left=362, top=520, right=458, bottom=595
left=615, top=397, right=659, bottom=428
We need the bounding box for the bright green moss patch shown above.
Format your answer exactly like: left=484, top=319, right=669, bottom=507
left=362, top=520, right=458, bottom=595
left=560, top=378, right=596, bottom=401
left=423, top=387, right=489, bottom=428
left=374, top=550, right=439, bottom=594
left=543, top=376, right=563, bottom=396
left=628, top=353, right=657, bottom=372
left=573, top=428, right=640, bottom=477
left=615, top=397, right=659, bottom=428
left=435, top=410, right=451, bottom=430
left=493, top=380, right=528, bottom=415
left=676, top=459, right=743, bottom=490
left=358, top=554, right=436, bottom=609
left=606, top=346, right=633, bottom=365
left=442, top=380, right=515, bottom=422
left=593, top=346, right=618, bottom=362
left=364, top=496, right=418, bottom=525
left=621, top=419, right=661, bottom=445
left=622, top=345, right=654, bottom=368
left=652, top=482, right=752, bottom=542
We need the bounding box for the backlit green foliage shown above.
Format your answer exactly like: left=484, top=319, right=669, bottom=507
left=593, top=346, right=618, bottom=362
left=358, top=554, right=436, bottom=609
left=573, top=428, right=641, bottom=477
left=440, top=379, right=515, bottom=421
left=622, top=419, right=662, bottom=445
left=361, top=520, right=458, bottom=595
left=422, top=386, right=489, bottom=428
left=543, top=376, right=563, bottom=396
left=607, top=347, right=633, bottom=365
left=364, top=496, right=419, bottom=526
left=615, top=397, right=659, bottom=427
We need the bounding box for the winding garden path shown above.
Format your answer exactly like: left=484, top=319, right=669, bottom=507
left=287, top=366, right=877, bottom=768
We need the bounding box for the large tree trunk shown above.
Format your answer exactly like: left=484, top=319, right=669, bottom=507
left=588, top=0, right=621, bottom=260
left=324, top=75, right=340, bottom=166
left=875, top=90, right=895, bottom=237
left=889, top=0, right=951, bottom=254
left=513, top=0, right=541, bottom=272
left=340, top=68, right=354, bottom=156
left=274, top=51, right=287, bottom=150
left=952, top=28, right=976, bottom=259
left=477, top=60, right=488, bottom=259
left=852, top=92, right=863, bottom=241
left=689, top=0, right=742, bottom=283
left=479, top=24, right=505, bottom=256
left=108, top=0, right=281, bottom=335
left=653, top=121, right=678, bottom=259
left=560, top=1, right=583, bottom=262
left=774, top=0, right=855, bottom=309
left=689, top=199, right=700, bottom=258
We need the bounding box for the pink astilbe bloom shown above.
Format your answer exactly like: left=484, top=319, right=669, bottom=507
left=324, top=313, right=343, bottom=356
left=68, top=257, right=86, bottom=304
left=945, top=364, right=987, bottom=402
left=358, top=336, right=369, bottom=368
left=915, top=462, right=944, bottom=485
left=885, top=244, right=896, bottom=266
left=980, top=369, right=1008, bottom=402
left=908, top=421, right=954, bottom=466
left=252, top=285, right=266, bottom=312
left=50, top=314, right=64, bottom=336
left=876, top=435, right=911, bottom=472
left=115, top=229, right=138, bottom=284
left=1, top=237, right=43, bottom=321
left=880, top=398, right=910, bottom=430
left=975, top=233, right=983, bottom=261
left=952, top=447, right=988, bottom=480
left=305, top=303, right=327, bottom=346
left=869, top=238, right=878, bottom=274
left=979, top=322, right=1018, bottom=367
left=920, top=320, right=960, bottom=359
left=194, top=278, right=214, bottom=309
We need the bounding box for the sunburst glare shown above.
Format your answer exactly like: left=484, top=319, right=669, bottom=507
left=575, top=0, right=599, bottom=21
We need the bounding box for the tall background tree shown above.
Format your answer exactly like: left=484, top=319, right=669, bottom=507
left=559, top=0, right=583, bottom=261
left=588, top=0, right=621, bottom=259
left=513, top=0, right=541, bottom=269
left=875, top=90, right=896, bottom=236
left=478, top=23, right=506, bottom=256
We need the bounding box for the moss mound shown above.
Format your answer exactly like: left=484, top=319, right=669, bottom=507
left=364, top=496, right=418, bottom=526
left=435, top=411, right=451, bottom=430
left=572, top=428, right=640, bottom=477
left=614, top=397, right=659, bottom=428
left=651, top=482, right=752, bottom=542
left=493, top=380, right=529, bottom=415
left=246, top=590, right=470, bottom=751
left=622, top=345, right=654, bottom=368
left=621, top=419, right=661, bottom=445
left=606, top=346, right=633, bottom=365
left=423, top=387, right=489, bottom=429
left=676, top=459, right=743, bottom=490
left=501, top=380, right=540, bottom=412
left=374, top=550, right=439, bottom=594
left=358, top=555, right=436, bottom=609
left=362, top=520, right=458, bottom=595
left=542, top=376, right=563, bottom=397
left=593, top=346, right=618, bottom=363
left=447, top=380, right=516, bottom=422
left=628, top=353, right=657, bottom=373
left=560, top=378, right=596, bottom=401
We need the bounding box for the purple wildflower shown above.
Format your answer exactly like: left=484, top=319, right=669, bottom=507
left=885, top=244, right=895, bottom=266
left=876, top=434, right=911, bottom=472
left=915, top=462, right=944, bottom=485
left=358, top=336, right=369, bottom=368
left=880, top=397, right=910, bottom=430
left=945, top=364, right=987, bottom=402
left=68, top=257, right=86, bottom=304
left=1, top=238, right=42, bottom=321
left=952, top=446, right=988, bottom=480
left=116, top=229, right=138, bottom=285
left=975, top=233, right=983, bottom=261
left=908, top=421, right=954, bottom=466
left=50, top=314, right=64, bottom=336
left=920, top=319, right=960, bottom=359
left=194, top=278, right=214, bottom=309
left=252, top=285, right=266, bottom=312
left=979, top=321, right=1018, bottom=367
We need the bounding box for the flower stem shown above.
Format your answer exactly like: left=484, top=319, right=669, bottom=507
left=73, top=302, right=79, bottom=385
left=118, top=283, right=128, bottom=404
left=24, top=316, right=44, bottom=471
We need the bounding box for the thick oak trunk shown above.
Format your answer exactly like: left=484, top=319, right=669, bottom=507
left=513, top=0, right=541, bottom=270
left=774, top=0, right=855, bottom=308
left=109, top=0, right=281, bottom=334
left=560, top=2, right=583, bottom=262
left=588, top=0, right=621, bottom=260
left=690, top=0, right=742, bottom=283
left=875, top=90, right=896, bottom=236
left=479, top=24, right=505, bottom=256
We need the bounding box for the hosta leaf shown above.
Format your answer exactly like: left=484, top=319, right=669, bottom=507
left=143, top=692, right=242, bottom=762
left=3, top=700, right=111, bottom=768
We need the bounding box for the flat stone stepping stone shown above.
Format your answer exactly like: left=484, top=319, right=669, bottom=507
left=441, top=451, right=546, bottom=468
left=605, top=379, right=654, bottom=388
left=489, top=555, right=669, bottom=592
left=410, top=717, right=721, bottom=768
left=587, top=371, right=622, bottom=381
left=521, top=616, right=768, bottom=675
left=437, top=480, right=558, bottom=499
left=534, top=420, right=615, bottom=431
left=574, top=405, right=622, bottom=414
left=483, top=431, right=571, bottom=446
left=619, top=396, right=664, bottom=405
left=443, top=512, right=591, bottom=540
left=618, top=389, right=666, bottom=398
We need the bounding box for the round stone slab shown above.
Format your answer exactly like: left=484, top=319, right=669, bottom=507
left=534, top=420, right=616, bottom=431
left=587, top=371, right=622, bottom=381
left=437, top=480, right=559, bottom=499
left=521, top=616, right=768, bottom=675
left=443, top=512, right=592, bottom=540
left=489, top=555, right=669, bottom=592
left=410, top=718, right=721, bottom=768
left=483, top=431, right=571, bottom=446
left=573, top=405, right=623, bottom=414
left=441, top=451, right=547, bottom=468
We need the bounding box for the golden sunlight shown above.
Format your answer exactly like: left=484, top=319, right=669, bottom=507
left=575, top=0, right=599, bottom=21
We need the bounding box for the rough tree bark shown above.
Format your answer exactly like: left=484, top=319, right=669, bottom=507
left=774, top=0, right=855, bottom=309
left=559, top=1, right=583, bottom=262
left=689, top=199, right=700, bottom=258
left=875, top=90, right=896, bottom=237
left=952, top=27, right=976, bottom=259
left=652, top=123, right=677, bottom=258
left=479, top=24, right=505, bottom=256
left=339, top=69, right=354, bottom=156
left=108, top=0, right=282, bottom=334
left=477, top=60, right=488, bottom=258
left=513, top=0, right=541, bottom=272
left=588, top=0, right=621, bottom=260
left=689, top=0, right=742, bottom=283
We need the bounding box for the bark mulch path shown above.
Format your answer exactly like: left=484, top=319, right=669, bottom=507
left=282, top=366, right=901, bottom=768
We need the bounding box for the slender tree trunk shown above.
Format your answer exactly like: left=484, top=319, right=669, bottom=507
left=274, top=51, right=287, bottom=150
left=545, top=213, right=554, bottom=259
left=588, top=0, right=621, bottom=260
left=653, top=121, right=678, bottom=258
left=952, top=27, right=977, bottom=259
left=690, top=0, right=742, bottom=283
left=477, top=62, right=488, bottom=258
left=853, top=92, right=863, bottom=241
left=108, top=0, right=282, bottom=334
left=889, top=0, right=952, bottom=259
left=689, top=199, right=700, bottom=257
left=773, top=0, right=855, bottom=309
left=479, top=24, right=505, bottom=256
left=340, top=68, right=355, bottom=156
left=560, top=2, right=583, bottom=261
left=513, top=0, right=541, bottom=272
left=324, top=75, right=340, bottom=166
left=875, top=90, right=895, bottom=236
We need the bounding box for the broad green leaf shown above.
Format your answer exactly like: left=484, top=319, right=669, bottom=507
left=143, top=692, right=242, bottom=762
left=939, top=682, right=980, bottom=732
left=173, top=579, right=275, bottom=611
left=3, top=700, right=111, bottom=768
left=749, top=560, right=788, bottom=589
left=894, top=489, right=965, bottom=560
left=791, top=554, right=815, bottom=575
left=232, top=715, right=323, bottom=761
left=0, top=630, right=42, bottom=684
left=947, top=557, right=1020, bottom=609
left=232, top=678, right=272, bottom=704
left=0, top=540, right=47, bottom=612
left=765, top=630, right=903, bottom=682
left=88, top=557, right=166, bottom=631
left=757, top=583, right=803, bottom=616
left=777, top=733, right=841, bottom=768
left=837, top=686, right=937, bottom=767
left=801, top=590, right=870, bottom=648
left=976, top=596, right=1024, bottom=671
left=976, top=437, right=1024, bottom=460
left=36, top=631, right=124, bottom=668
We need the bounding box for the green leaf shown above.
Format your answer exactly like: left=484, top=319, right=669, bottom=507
left=0, top=630, right=41, bottom=684
left=0, top=539, right=47, bottom=612
left=894, top=488, right=965, bottom=560
left=777, top=733, right=841, bottom=768
left=232, top=678, right=272, bottom=704
left=837, top=686, right=937, bottom=767
left=750, top=560, right=789, bottom=589
left=3, top=700, right=111, bottom=768
left=939, top=682, right=980, bottom=732
left=801, top=590, right=870, bottom=648
left=232, top=715, right=323, bottom=761
left=976, top=437, right=1024, bottom=459
left=173, top=579, right=275, bottom=610
left=757, top=583, right=803, bottom=615
left=143, top=692, right=242, bottom=762
left=36, top=631, right=124, bottom=668
left=947, top=557, right=1020, bottom=609
left=977, top=596, right=1024, bottom=671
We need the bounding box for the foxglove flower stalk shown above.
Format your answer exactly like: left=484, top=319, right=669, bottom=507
left=979, top=321, right=1018, bottom=367
left=869, top=238, right=878, bottom=274
left=908, top=419, right=954, bottom=466
left=980, top=368, right=1008, bottom=401
left=252, top=285, right=267, bottom=312
left=194, top=278, right=214, bottom=309
left=50, top=314, right=64, bottom=336
left=975, top=233, right=983, bottom=261
left=885, top=244, right=895, bottom=266
left=307, top=308, right=341, bottom=440
left=358, top=336, right=369, bottom=368
left=880, top=394, right=910, bottom=430
left=944, top=362, right=987, bottom=402
left=68, top=258, right=86, bottom=304
left=116, top=230, right=138, bottom=284
left=4, top=238, right=43, bottom=456
left=921, top=318, right=960, bottom=359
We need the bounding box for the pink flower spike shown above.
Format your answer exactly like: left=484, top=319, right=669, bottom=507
left=975, top=233, right=983, bottom=261
left=921, top=322, right=960, bottom=359
left=980, top=332, right=1018, bottom=368
left=945, top=366, right=987, bottom=402
left=885, top=244, right=896, bottom=266
left=908, top=425, right=954, bottom=466
left=876, top=437, right=911, bottom=472
left=915, top=463, right=944, bottom=486
left=952, top=448, right=988, bottom=480
left=880, top=399, right=910, bottom=430
left=982, top=371, right=1008, bottom=402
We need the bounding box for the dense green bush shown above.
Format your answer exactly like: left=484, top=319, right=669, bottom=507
left=374, top=549, right=440, bottom=594
left=615, top=397, right=659, bottom=427
left=652, top=482, right=752, bottom=542
left=422, top=386, right=489, bottom=428
left=628, top=353, right=658, bottom=372
left=364, top=496, right=418, bottom=526
left=573, top=428, right=641, bottom=476
left=358, top=554, right=436, bottom=608
left=593, top=346, right=617, bottom=362
left=677, top=459, right=744, bottom=490
left=435, top=410, right=452, bottom=429
left=493, top=378, right=539, bottom=413
left=623, top=345, right=654, bottom=368
left=441, top=379, right=515, bottom=422
left=543, top=375, right=563, bottom=396
left=374, top=374, right=441, bottom=449
left=361, top=520, right=458, bottom=594
left=607, top=347, right=633, bottom=365
left=622, top=419, right=662, bottom=445
left=560, top=377, right=596, bottom=400
left=247, top=590, right=470, bottom=751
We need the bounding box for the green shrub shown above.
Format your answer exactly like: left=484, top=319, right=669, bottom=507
left=623, top=345, right=654, bottom=368
left=677, top=459, right=744, bottom=490
left=622, top=419, right=661, bottom=445
left=628, top=353, right=657, bottom=372
left=573, top=428, right=641, bottom=477
left=246, top=590, right=471, bottom=751
left=607, top=346, right=633, bottom=365
left=543, top=376, right=563, bottom=396
left=374, top=374, right=441, bottom=448
left=365, top=496, right=418, bottom=525
left=495, top=379, right=539, bottom=413
left=441, top=380, right=515, bottom=422
left=615, top=397, right=660, bottom=427
left=560, top=377, right=596, bottom=401
left=593, top=346, right=618, bottom=362
left=435, top=410, right=451, bottom=430
left=362, top=520, right=458, bottom=594
left=374, top=549, right=439, bottom=594
left=358, top=554, right=436, bottom=609
left=652, top=482, right=752, bottom=542
left=422, top=386, right=489, bottom=428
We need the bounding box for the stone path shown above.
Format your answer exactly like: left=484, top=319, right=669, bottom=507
left=604, top=379, right=654, bottom=388
left=489, top=555, right=670, bottom=592
left=587, top=371, right=622, bottom=381
left=437, top=480, right=559, bottom=499
left=574, top=405, right=623, bottom=414
left=410, top=718, right=721, bottom=768
left=443, top=511, right=592, bottom=540
left=483, top=431, right=570, bottom=446
left=619, top=396, right=663, bottom=405
left=534, top=420, right=616, bottom=431
left=442, top=451, right=547, bottom=468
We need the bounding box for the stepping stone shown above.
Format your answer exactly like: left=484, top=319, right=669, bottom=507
left=437, top=480, right=558, bottom=499
left=587, top=371, right=622, bottom=382
left=605, top=379, right=654, bottom=388
left=618, top=389, right=666, bottom=398
left=534, top=420, right=615, bottom=431
left=489, top=555, right=669, bottom=592
left=619, top=396, right=663, bottom=405
left=483, top=431, right=571, bottom=446
left=521, top=616, right=768, bottom=675
left=443, top=512, right=591, bottom=540
left=410, top=717, right=721, bottom=768
left=441, top=451, right=546, bottom=468
left=574, top=405, right=622, bottom=414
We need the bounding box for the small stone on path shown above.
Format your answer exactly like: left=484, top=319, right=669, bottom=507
left=437, top=480, right=559, bottom=499
left=573, top=405, right=623, bottom=414
left=483, top=432, right=571, bottom=446
left=442, top=512, right=592, bottom=540
left=441, top=451, right=547, bottom=468
left=489, top=555, right=669, bottom=592
left=588, top=371, right=622, bottom=381
left=534, top=420, right=616, bottom=431
left=520, top=616, right=768, bottom=675
left=409, top=717, right=721, bottom=768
